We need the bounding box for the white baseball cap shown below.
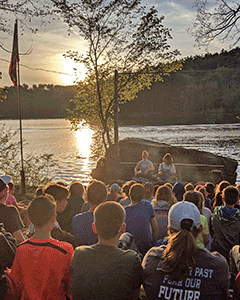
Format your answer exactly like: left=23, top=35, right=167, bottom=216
left=168, top=201, right=201, bottom=231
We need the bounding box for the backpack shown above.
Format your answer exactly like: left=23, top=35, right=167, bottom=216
left=0, top=223, right=17, bottom=274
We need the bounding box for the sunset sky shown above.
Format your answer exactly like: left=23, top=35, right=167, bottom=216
left=0, top=0, right=233, bottom=88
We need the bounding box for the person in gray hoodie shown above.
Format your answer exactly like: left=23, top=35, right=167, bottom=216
left=211, top=185, right=240, bottom=263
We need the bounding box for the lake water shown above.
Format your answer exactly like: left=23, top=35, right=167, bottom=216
left=2, top=119, right=240, bottom=185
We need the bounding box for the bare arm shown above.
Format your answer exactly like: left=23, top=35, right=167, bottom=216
left=134, top=161, right=141, bottom=173
left=150, top=217, right=158, bottom=242
left=13, top=229, right=25, bottom=244
left=148, top=161, right=155, bottom=172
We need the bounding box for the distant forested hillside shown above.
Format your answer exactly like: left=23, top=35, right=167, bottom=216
left=119, top=47, right=240, bottom=125
left=0, top=84, right=77, bottom=119
left=1, top=47, right=240, bottom=124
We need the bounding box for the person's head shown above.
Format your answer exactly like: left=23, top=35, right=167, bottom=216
left=172, top=182, right=185, bottom=201
left=155, top=185, right=176, bottom=206
left=143, top=182, right=154, bottom=199
left=35, top=187, right=43, bottom=197
left=163, top=153, right=173, bottom=166
left=205, top=182, right=215, bottom=195
left=160, top=201, right=202, bottom=280
left=222, top=186, right=239, bottom=206
left=86, top=180, right=107, bottom=206
left=129, top=183, right=144, bottom=203
left=142, top=150, right=149, bottom=160
left=0, top=176, right=11, bottom=203
left=110, top=183, right=121, bottom=195
left=7, top=181, right=15, bottom=194
left=198, top=186, right=207, bottom=199
left=93, top=201, right=126, bottom=241
left=43, top=183, right=70, bottom=213
left=28, top=195, right=56, bottom=229
left=69, top=181, right=84, bottom=197
left=121, top=180, right=136, bottom=197
left=164, top=182, right=173, bottom=190
left=194, top=184, right=202, bottom=192
left=215, top=180, right=230, bottom=195
left=184, top=183, right=194, bottom=192
left=183, top=190, right=203, bottom=213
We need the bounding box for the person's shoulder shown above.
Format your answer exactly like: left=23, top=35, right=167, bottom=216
left=18, top=237, right=74, bottom=254
left=199, top=248, right=228, bottom=265
left=200, top=214, right=207, bottom=222
left=73, top=211, right=92, bottom=221
left=141, top=200, right=154, bottom=209
left=50, top=238, right=74, bottom=251
left=1, top=204, right=18, bottom=215
left=142, top=246, right=166, bottom=268
left=73, top=244, right=95, bottom=257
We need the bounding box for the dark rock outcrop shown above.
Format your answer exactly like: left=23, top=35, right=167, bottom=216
left=92, top=138, right=238, bottom=184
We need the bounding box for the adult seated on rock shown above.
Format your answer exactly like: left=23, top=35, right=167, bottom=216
left=0, top=176, right=24, bottom=244
left=134, top=150, right=155, bottom=180
left=71, top=201, right=143, bottom=300
left=157, top=153, right=176, bottom=183
left=142, top=201, right=230, bottom=300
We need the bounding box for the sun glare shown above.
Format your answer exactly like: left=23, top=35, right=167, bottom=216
left=60, top=57, right=86, bottom=85
left=75, top=126, right=93, bottom=160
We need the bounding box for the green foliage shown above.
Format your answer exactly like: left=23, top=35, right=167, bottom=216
left=0, top=123, right=58, bottom=187
left=54, top=0, right=182, bottom=152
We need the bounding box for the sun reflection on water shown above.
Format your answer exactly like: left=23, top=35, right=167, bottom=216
left=75, top=126, right=93, bottom=160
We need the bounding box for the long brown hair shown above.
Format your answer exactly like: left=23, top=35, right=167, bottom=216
left=153, top=185, right=176, bottom=206
left=159, top=219, right=201, bottom=280
left=163, top=153, right=173, bottom=166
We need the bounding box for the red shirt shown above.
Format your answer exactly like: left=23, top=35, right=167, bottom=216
left=7, top=237, right=73, bottom=300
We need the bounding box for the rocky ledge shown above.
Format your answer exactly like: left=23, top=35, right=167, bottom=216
left=92, top=137, right=238, bottom=185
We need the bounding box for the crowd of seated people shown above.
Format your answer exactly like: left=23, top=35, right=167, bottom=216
left=1, top=157, right=240, bottom=299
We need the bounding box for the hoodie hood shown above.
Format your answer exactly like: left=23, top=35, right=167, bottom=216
left=153, top=200, right=171, bottom=210
left=172, top=182, right=185, bottom=201
left=213, top=205, right=240, bottom=223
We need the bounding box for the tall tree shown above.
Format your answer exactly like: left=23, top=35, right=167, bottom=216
left=189, top=0, right=240, bottom=48
left=0, top=1, right=54, bottom=34
left=52, top=0, right=182, bottom=153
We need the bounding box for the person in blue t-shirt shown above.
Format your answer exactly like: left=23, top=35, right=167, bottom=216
left=125, top=183, right=158, bottom=256
left=134, top=150, right=155, bottom=179
left=72, top=180, right=107, bottom=246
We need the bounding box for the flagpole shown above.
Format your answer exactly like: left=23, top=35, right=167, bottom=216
left=9, top=19, right=25, bottom=195
left=17, top=59, right=25, bottom=195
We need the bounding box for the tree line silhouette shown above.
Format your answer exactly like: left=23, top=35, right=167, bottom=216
left=1, top=47, right=240, bottom=125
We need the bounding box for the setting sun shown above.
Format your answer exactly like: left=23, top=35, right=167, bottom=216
left=59, top=56, right=87, bottom=86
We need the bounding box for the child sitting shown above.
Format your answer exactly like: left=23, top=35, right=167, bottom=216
left=107, top=183, right=121, bottom=201
left=28, top=183, right=75, bottom=246
left=184, top=190, right=209, bottom=249
left=211, top=185, right=240, bottom=262
left=6, top=195, right=73, bottom=299
left=143, top=182, right=155, bottom=203
left=56, top=181, right=84, bottom=233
